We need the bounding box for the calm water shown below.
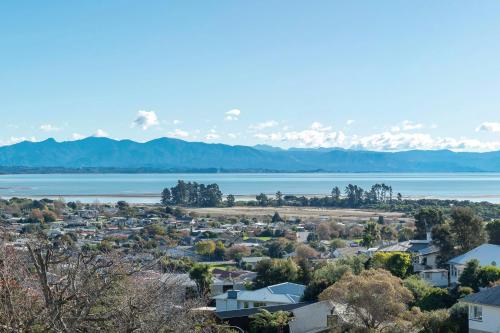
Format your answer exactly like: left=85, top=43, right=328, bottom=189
left=0, top=173, right=499, bottom=203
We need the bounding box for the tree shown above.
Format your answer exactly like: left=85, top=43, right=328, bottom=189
left=316, top=223, right=331, bottom=240
left=331, top=186, right=341, bottom=204
left=432, top=223, right=455, bottom=266
left=275, top=191, right=284, bottom=206
left=303, top=263, right=352, bottom=301
left=414, top=208, right=444, bottom=239
left=213, top=240, right=226, bottom=260
left=372, top=252, right=412, bottom=278
left=361, top=222, right=380, bottom=248
left=256, top=193, right=269, bottom=206
left=161, top=188, right=172, bottom=205
left=459, top=259, right=481, bottom=291
left=450, top=207, right=486, bottom=253
left=486, top=220, right=500, bottom=245
left=189, top=264, right=213, bottom=295
left=254, top=259, right=299, bottom=288
left=319, top=269, right=413, bottom=331
left=249, top=309, right=292, bottom=333
left=195, top=240, right=216, bottom=258
left=226, top=245, right=251, bottom=260
left=267, top=238, right=293, bottom=258
left=226, top=194, right=236, bottom=207
left=0, top=235, right=207, bottom=332
left=271, top=211, right=283, bottom=223
left=295, top=244, right=319, bottom=261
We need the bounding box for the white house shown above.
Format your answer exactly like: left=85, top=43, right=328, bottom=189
left=461, top=285, right=500, bottom=333
left=213, top=282, right=305, bottom=312
left=419, top=269, right=448, bottom=287
left=448, top=244, right=500, bottom=285
left=288, top=300, right=335, bottom=333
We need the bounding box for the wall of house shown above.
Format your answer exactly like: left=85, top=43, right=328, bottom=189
left=289, top=301, right=332, bottom=333
left=469, top=305, right=500, bottom=333
left=420, top=271, right=448, bottom=287
left=450, top=264, right=465, bottom=284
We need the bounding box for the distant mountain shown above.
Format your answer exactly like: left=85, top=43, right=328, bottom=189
left=0, top=137, right=499, bottom=173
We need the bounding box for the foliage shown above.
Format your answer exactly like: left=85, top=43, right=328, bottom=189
left=372, top=252, right=412, bottom=278
left=459, top=259, right=500, bottom=291
left=266, top=238, right=294, bottom=258
left=189, top=264, right=213, bottom=295
left=249, top=309, right=292, bottom=333
left=362, top=222, right=380, bottom=248
left=414, top=207, right=444, bottom=239
left=254, top=258, right=299, bottom=288
left=162, top=180, right=223, bottom=207
left=319, top=269, right=413, bottom=331
left=450, top=207, right=486, bottom=253
left=195, top=240, right=216, bottom=258
left=486, top=219, right=500, bottom=245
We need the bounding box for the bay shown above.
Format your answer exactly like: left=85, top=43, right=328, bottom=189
left=0, top=173, right=499, bottom=203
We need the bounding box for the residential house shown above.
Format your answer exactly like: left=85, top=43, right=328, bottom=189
left=213, top=282, right=305, bottom=312
left=448, top=244, right=500, bottom=285
left=240, top=256, right=270, bottom=270
left=418, top=269, right=448, bottom=287
left=377, top=233, right=440, bottom=272
left=461, top=285, right=500, bottom=333
left=211, top=269, right=257, bottom=296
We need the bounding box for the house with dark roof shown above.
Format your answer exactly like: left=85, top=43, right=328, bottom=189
left=461, top=285, right=500, bottom=333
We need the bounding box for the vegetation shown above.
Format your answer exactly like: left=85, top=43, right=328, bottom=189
left=249, top=309, right=292, bottom=333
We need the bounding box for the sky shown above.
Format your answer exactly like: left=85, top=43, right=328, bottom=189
left=1, top=1, right=500, bottom=151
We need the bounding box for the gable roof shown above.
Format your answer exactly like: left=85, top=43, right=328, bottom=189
left=215, top=302, right=312, bottom=319
left=448, top=244, right=500, bottom=266
left=213, top=282, right=305, bottom=304
left=461, top=286, right=500, bottom=307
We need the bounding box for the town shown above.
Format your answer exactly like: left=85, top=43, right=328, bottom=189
left=0, top=181, right=499, bottom=332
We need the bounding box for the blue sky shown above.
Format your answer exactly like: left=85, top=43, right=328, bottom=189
left=1, top=1, right=500, bottom=151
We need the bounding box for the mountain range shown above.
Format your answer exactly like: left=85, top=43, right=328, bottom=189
left=0, top=137, right=499, bottom=173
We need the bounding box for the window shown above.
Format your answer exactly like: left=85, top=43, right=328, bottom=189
left=243, top=302, right=249, bottom=309
left=470, top=305, right=483, bottom=321
left=254, top=302, right=266, bottom=308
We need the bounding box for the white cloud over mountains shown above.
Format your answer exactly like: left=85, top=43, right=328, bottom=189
left=133, top=110, right=159, bottom=130
left=476, top=122, right=500, bottom=133
left=251, top=122, right=500, bottom=151
left=93, top=129, right=109, bottom=138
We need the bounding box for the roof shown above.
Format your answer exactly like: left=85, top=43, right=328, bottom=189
left=378, top=240, right=438, bottom=255
left=241, top=256, right=270, bottom=263
left=213, top=282, right=305, bottom=304
left=448, top=244, right=500, bottom=266
left=215, top=302, right=312, bottom=319
left=461, top=286, right=500, bottom=307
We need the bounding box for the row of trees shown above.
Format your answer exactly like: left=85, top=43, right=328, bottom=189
left=161, top=181, right=223, bottom=207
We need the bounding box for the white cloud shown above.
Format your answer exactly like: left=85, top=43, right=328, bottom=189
left=401, top=120, right=423, bottom=131
left=0, top=136, right=37, bottom=146
left=225, top=109, right=241, bottom=121
left=476, top=122, right=500, bottom=133
left=168, top=129, right=190, bottom=139
left=205, top=129, right=220, bottom=140
left=93, top=129, right=109, bottom=138
left=40, top=124, right=60, bottom=132
left=71, top=133, right=86, bottom=140
left=252, top=122, right=500, bottom=152
left=346, top=119, right=355, bottom=125
left=227, top=133, right=238, bottom=139
left=173, top=119, right=182, bottom=125
left=133, top=110, right=159, bottom=130
left=249, top=120, right=279, bottom=130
